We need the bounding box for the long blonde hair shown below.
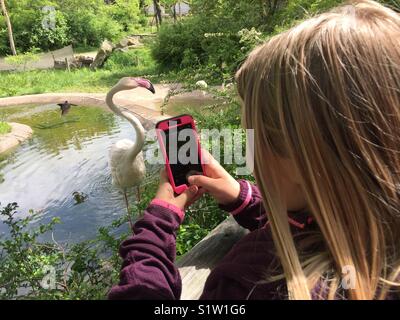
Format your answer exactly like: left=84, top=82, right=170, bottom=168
left=236, top=0, right=400, bottom=300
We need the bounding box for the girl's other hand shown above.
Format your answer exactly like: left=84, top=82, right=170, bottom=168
left=188, top=150, right=241, bottom=206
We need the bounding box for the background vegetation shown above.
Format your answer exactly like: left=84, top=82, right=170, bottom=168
left=152, top=0, right=399, bottom=82
left=0, top=121, right=11, bottom=134
left=0, top=0, right=147, bottom=55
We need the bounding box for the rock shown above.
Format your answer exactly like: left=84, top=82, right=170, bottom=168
left=113, top=47, right=129, bottom=53
left=0, top=122, right=33, bottom=154
left=54, top=56, right=94, bottom=70
left=126, top=36, right=141, bottom=46
left=54, top=60, right=68, bottom=70
left=75, top=55, right=94, bottom=67
left=90, top=40, right=115, bottom=69
left=115, top=36, right=142, bottom=50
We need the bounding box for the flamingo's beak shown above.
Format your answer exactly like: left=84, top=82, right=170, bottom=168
left=148, top=83, right=156, bottom=94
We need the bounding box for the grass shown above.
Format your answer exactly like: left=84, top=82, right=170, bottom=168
left=73, top=46, right=99, bottom=54
left=0, top=48, right=159, bottom=98
left=0, top=121, right=11, bottom=135
left=0, top=45, right=227, bottom=98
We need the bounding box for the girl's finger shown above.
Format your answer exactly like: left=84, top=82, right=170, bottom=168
left=175, top=185, right=198, bottom=209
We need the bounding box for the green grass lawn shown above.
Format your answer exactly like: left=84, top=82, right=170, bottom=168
left=0, top=122, right=11, bottom=134
left=0, top=48, right=160, bottom=98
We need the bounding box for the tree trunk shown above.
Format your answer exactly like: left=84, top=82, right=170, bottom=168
left=0, top=0, right=17, bottom=55
left=173, top=4, right=177, bottom=23
left=153, top=0, right=162, bottom=29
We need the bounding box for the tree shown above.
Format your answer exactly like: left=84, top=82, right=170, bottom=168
left=261, top=0, right=285, bottom=19
left=0, top=0, right=16, bottom=55
left=153, top=0, right=162, bottom=29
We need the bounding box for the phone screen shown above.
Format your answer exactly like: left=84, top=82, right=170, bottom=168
left=162, top=123, right=204, bottom=187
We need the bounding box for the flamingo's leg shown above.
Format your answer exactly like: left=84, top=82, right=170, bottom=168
left=136, top=186, right=141, bottom=203
left=123, top=190, right=134, bottom=234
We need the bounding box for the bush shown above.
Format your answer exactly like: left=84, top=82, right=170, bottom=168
left=103, top=48, right=153, bottom=71
left=151, top=18, right=207, bottom=70
left=66, top=11, right=123, bottom=49
left=0, top=0, right=146, bottom=55
left=151, top=17, right=264, bottom=79
left=151, top=0, right=273, bottom=76
left=0, top=122, right=11, bottom=134
left=0, top=202, right=123, bottom=299
left=0, top=1, right=71, bottom=55
left=151, top=0, right=400, bottom=81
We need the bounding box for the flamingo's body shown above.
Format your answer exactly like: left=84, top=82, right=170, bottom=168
left=109, top=137, right=146, bottom=190
left=106, top=77, right=155, bottom=225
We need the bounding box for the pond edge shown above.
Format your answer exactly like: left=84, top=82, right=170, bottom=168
left=0, top=122, right=33, bottom=155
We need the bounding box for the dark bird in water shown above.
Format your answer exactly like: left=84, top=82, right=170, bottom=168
left=57, top=101, right=77, bottom=116
left=72, top=191, right=88, bottom=205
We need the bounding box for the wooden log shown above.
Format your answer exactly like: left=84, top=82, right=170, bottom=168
left=177, top=216, right=248, bottom=300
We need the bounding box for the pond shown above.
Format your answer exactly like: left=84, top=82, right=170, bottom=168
left=0, top=104, right=160, bottom=243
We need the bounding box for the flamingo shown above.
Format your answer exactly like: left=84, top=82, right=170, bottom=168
left=106, top=77, right=155, bottom=228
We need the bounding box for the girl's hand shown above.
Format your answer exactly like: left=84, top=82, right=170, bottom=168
left=188, top=150, right=241, bottom=206
left=155, top=169, right=203, bottom=210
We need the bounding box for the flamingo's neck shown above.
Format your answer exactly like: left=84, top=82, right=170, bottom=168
left=106, top=85, right=146, bottom=162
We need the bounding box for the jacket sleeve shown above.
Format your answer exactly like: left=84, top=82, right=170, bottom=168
left=108, top=200, right=184, bottom=300
left=219, top=180, right=268, bottom=231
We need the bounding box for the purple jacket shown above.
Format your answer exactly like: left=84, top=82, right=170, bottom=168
left=108, top=180, right=316, bottom=300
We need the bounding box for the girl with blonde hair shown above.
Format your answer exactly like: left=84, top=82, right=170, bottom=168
left=109, top=0, right=400, bottom=300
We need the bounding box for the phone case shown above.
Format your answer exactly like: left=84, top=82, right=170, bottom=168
left=156, top=114, right=205, bottom=194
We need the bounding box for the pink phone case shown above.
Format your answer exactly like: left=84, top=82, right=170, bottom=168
left=156, top=114, right=205, bottom=194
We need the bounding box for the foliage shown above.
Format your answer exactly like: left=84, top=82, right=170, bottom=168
left=151, top=0, right=274, bottom=74
left=151, top=15, right=265, bottom=75
left=1, top=0, right=71, bottom=55
left=0, top=0, right=147, bottom=55
left=0, top=202, right=123, bottom=299
left=103, top=48, right=153, bottom=71
left=151, top=0, right=400, bottom=81
left=0, top=121, right=11, bottom=134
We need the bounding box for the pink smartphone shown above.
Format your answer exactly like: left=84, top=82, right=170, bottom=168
left=156, top=114, right=205, bottom=194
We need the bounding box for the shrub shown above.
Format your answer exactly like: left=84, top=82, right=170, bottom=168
left=103, top=48, right=154, bottom=71
left=151, top=18, right=207, bottom=70
left=0, top=0, right=146, bottom=55
left=0, top=122, right=11, bottom=134
left=151, top=0, right=400, bottom=81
